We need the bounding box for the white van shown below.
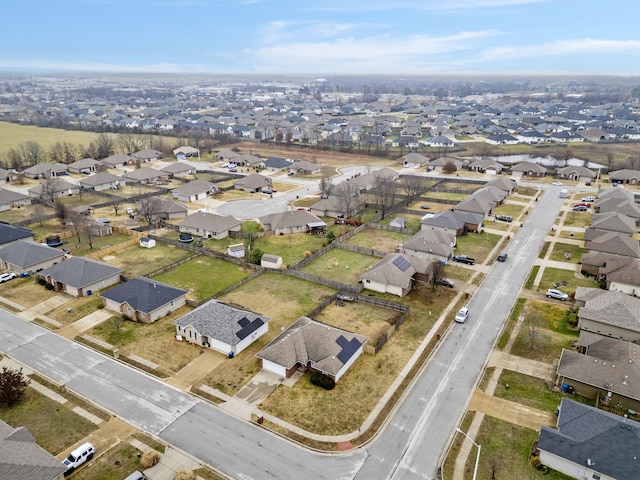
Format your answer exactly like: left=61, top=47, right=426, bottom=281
left=581, top=196, right=596, bottom=202
left=124, top=471, right=146, bottom=480
left=559, top=189, right=568, bottom=198
left=62, top=442, right=95, bottom=475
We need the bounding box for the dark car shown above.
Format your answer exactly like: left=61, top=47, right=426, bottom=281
left=572, top=205, right=588, bottom=212
left=437, top=278, right=455, bottom=288
left=497, top=252, right=508, bottom=262
left=453, top=255, right=475, bottom=265
left=495, top=215, right=512, bottom=223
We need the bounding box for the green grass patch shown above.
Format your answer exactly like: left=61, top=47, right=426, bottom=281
left=558, top=230, right=584, bottom=241
left=538, top=242, right=550, bottom=259
left=300, top=249, right=380, bottom=285
left=548, top=242, right=585, bottom=264
left=537, top=267, right=598, bottom=295
left=562, top=211, right=592, bottom=227
left=525, top=266, right=539, bottom=289
left=252, top=233, right=327, bottom=267
left=514, top=186, right=539, bottom=197
left=497, top=297, right=527, bottom=350
left=344, top=227, right=412, bottom=252
left=468, top=417, right=574, bottom=480
left=494, top=371, right=562, bottom=413
left=494, top=203, right=525, bottom=219
left=0, top=387, right=97, bottom=455
left=101, top=243, right=194, bottom=278
left=455, top=231, right=502, bottom=263
left=46, top=296, right=104, bottom=326
left=152, top=256, right=250, bottom=302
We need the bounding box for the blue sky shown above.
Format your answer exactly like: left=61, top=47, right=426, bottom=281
left=3, top=0, right=640, bottom=75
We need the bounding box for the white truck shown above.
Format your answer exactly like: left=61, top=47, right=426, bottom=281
left=559, top=189, right=569, bottom=198
left=62, top=442, right=95, bottom=475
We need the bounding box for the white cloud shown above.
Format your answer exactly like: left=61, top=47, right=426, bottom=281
left=480, top=38, right=640, bottom=61
left=308, top=0, right=548, bottom=12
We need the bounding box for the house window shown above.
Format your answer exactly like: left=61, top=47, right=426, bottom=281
left=592, top=474, right=601, bottom=480
left=170, top=300, right=174, bottom=307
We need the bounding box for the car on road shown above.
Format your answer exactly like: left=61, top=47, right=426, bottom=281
left=437, top=278, right=455, bottom=288
left=551, top=181, right=564, bottom=186
left=262, top=189, right=273, bottom=195
left=454, top=307, right=469, bottom=323
left=495, top=214, right=512, bottom=222
left=453, top=255, right=476, bottom=265
left=546, top=288, right=569, bottom=301
left=497, top=252, right=508, bottom=262
left=0, top=272, right=17, bottom=283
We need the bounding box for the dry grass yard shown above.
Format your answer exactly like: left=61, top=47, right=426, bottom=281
left=0, top=276, right=58, bottom=308
left=343, top=227, right=412, bottom=253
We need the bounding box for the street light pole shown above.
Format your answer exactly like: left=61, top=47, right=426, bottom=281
left=456, top=427, right=481, bottom=480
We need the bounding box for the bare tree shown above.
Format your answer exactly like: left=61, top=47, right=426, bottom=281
left=31, top=204, right=47, bottom=226
left=442, top=161, right=457, bottom=174
left=319, top=175, right=333, bottom=198
left=373, top=176, right=399, bottom=220
left=526, top=309, right=545, bottom=349
left=137, top=196, right=158, bottom=225
left=400, top=174, right=426, bottom=201
left=22, top=141, right=45, bottom=166
left=117, top=133, right=145, bottom=155
left=427, top=260, right=446, bottom=290
left=109, top=197, right=123, bottom=216
left=90, top=133, right=115, bottom=159
left=41, top=178, right=60, bottom=205
left=336, top=181, right=362, bottom=218
left=54, top=199, right=70, bottom=226
left=80, top=217, right=97, bottom=250
left=475, top=143, right=496, bottom=159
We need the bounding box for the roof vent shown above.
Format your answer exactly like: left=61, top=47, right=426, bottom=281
left=623, top=375, right=628, bottom=385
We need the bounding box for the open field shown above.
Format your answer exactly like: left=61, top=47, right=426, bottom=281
left=152, top=256, right=251, bottom=302
left=0, top=121, right=106, bottom=156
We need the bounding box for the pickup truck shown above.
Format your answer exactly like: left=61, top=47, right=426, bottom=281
left=453, top=255, right=476, bottom=265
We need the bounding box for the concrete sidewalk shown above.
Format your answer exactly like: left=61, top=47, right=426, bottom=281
left=487, top=351, right=556, bottom=381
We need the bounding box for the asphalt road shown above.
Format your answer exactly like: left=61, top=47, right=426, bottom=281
left=0, top=186, right=564, bottom=480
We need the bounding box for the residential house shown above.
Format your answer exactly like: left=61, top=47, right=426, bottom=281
left=215, top=149, right=241, bottom=163
left=609, top=169, right=640, bottom=185
left=537, top=398, right=638, bottom=480
left=423, top=135, right=455, bottom=148
left=121, top=167, right=168, bottom=185
left=233, top=154, right=265, bottom=169
left=173, top=146, right=199, bottom=158
left=0, top=419, right=67, bottom=480
left=594, top=193, right=640, bottom=224
left=27, top=178, right=80, bottom=200
left=0, top=188, right=30, bottom=212
left=589, top=211, right=636, bottom=236
left=579, top=251, right=625, bottom=278
left=78, top=172, right=123, bottom=192
left=23, top=163, right=68, bottom=179
left=585, top=231, right=638, bottom=258
left=360, top=253, right=429, bottom=297
left=67, top=157, right=104, bottom=174
left=259, top=210, right=326, bottom=235
left=400, top=230, right=456, bottom=264
left=0, top=168, right=18, bottom=184
left=0, top=224, right=33, bottom=247
left=261, top=254, right=283, bottom=269
left=0, top=240, right=65, bottom=274
left=454, top=195, right=494, bottom=217
left=309, top=197, right=352, bottom=218
left=510, top=162, right=547, bottom=178
left=397, top=152, right=430, bottom=168
left=606, top=258, right=640, bottom=295
left=289, top=160, right=321, bottom=175
left=101, top=277, right=187, bottom=323
left=556, top=331, right=640, bottom=413
left=137, top=197, right=188, bottom=221
left=256, top=316, right=367, bottom=383
left=485, top=177, right=517, bottom=194
left=179, top=212, right=241, bottom=239
left=161, top=162, right=196, bottom=178
left=486, top=133, right=518, bottom=145
left=174, top=300, right=270, bottom=355
left=556, top=165, right=596, bottom=183
left=574, top=287, right=640, bottom=342
left=38, top=257, right=122, bottom=297
left=264, top=157, right=293, bottom=171
left=171, top=180, right=217, bottom=202
left=132, top=148, right=164, bottom=163
left=468, top=159, right=504, bottom=175
left=233, top=174, right=272, bottom=193
left=430, top=157, right=463, bottom=172
left=102, top=153, right=133, bottom=169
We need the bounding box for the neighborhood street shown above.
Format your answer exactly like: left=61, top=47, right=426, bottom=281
left=0, top=186, right=564, bottom=480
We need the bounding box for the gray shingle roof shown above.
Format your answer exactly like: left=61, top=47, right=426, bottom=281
left=0, top=420, right=67, bottom=480
left=78, top=171, right=122, bottom=187
left=180, top=212, right=241, bottom=233
left=101, top=277, right=186, bottom=314
left=575, top=287, right=640, bottom=332
left=256, top=316, right=367, bottom=377
left=173, top=300, right=270, bottom=346
left=0, top=224, right=33, bottom=246
left=0, top=188, right=30, bottom=205
left=39, top=257, right=122, bottom=289
left=0, top=240, right=65, bottom=269
left=538, top=399, right=639, bottom=480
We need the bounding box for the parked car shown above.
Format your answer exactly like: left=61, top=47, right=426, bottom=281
left=495, top=215, right=512, bottom=223
left=573, top=203, right=590, bottom=208
left=62, top=442, right=94, bottom=475
left=546, top=289, right=569, bottom=301
left=454, top=307, right=469, bottom=323
left=336, top=293, right=356, bottom=302
left=437, top=277, right=455, bottom=288
left=551, top=182, right=564, bottom=186
left=124, top=471, right=146, bottom=480
left=0, top=272, right=17, bottom=283
left=572, top=205, right=588, bottom=212
left=262, top=189, right=273, bottom=195
left=581, top=196, right=596, bottom=202
left=453, top=255, right=475, bottom=265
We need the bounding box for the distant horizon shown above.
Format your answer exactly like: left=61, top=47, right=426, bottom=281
left=4, top=1, right=640, bottom=77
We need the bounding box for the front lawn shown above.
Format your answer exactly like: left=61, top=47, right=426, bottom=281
left=536, top=267, right=598, bottom=295
left=454, top=231, right=503, bottom=263
left=494, top=371, right=563, bottom=413
left=46, top=296, right=104, bottom=326
left=71, top=443, right=145, bottom=480
left=562, top=211, right=591, bottom=227
left=0, top=276, right=58, bottom=308
left=548, top=242, right=585, bottom=264
left=0, top=387, right=97, bottom=455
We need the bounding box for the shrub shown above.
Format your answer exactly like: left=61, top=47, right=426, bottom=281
left=530, top=456, right=543, bottom=471
left=37, top=277, right=46, bottom=286
left=175, top=470, right=196, bottom=480
left=310, top=372, right=335, bottom=390
left=45, top=283, right=54, bottom=290
left=304, top=250, right=312, bottom=257
left=140, top=449, right=161, bottom=468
